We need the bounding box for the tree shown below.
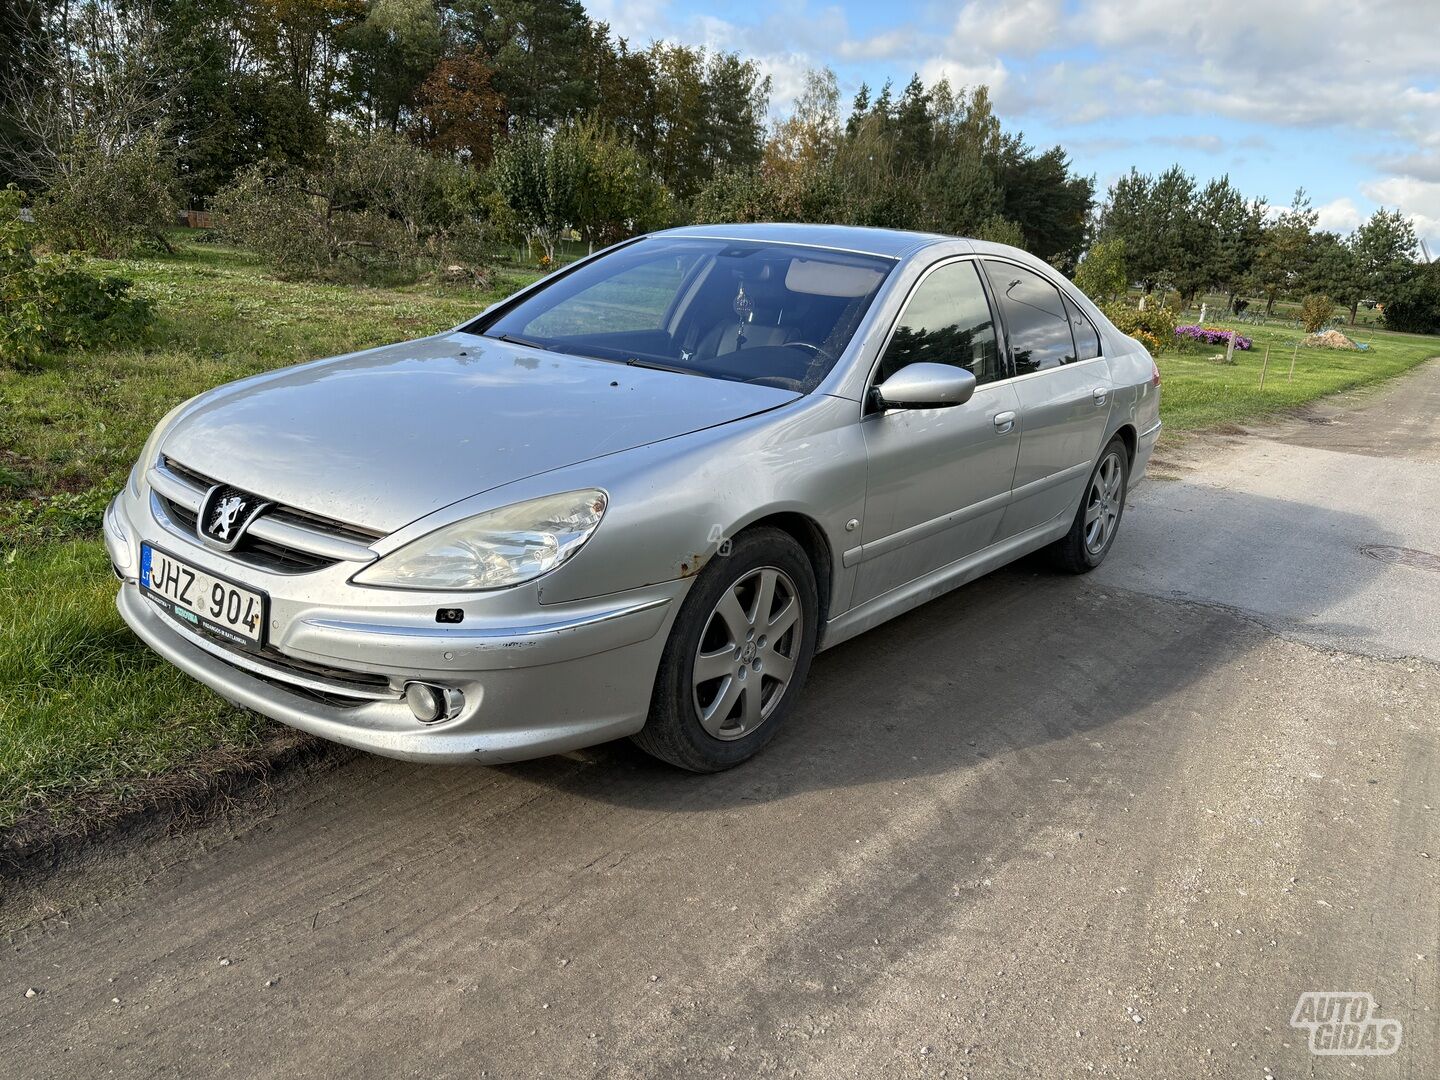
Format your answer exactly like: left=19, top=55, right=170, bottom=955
left=1351, top=207, right=1419, bottom=319
left=459, top=0, right=597, bottom=126
left=564, top=120, right=671, bottom=249
left=1383, top=261, right=1440, bottom=334
left=410, top=48, right=505, bottom=165
left=0, top=0, right=50, bottom=188
left=1253, top=189, right=1317, bottom=314
left=1303, top=231, right=1362, bottom=324
left=892, top=74, right=933, bottom=170
left=1074, top=237, right=1127, bottom=304
left=766, top=68, right=840, bottom=176
left=344, top=0, right=443, bottom=133
left=491, top=124, right=562, bottom=260
left=997, top=143, right=1093, bottom=269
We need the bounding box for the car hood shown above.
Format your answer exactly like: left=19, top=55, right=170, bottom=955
left=159, top=333, right=799, bottom=533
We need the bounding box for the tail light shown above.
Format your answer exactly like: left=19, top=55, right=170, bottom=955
left=1150, top=359, right=1162, bottom=387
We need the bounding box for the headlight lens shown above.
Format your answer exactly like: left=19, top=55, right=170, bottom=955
left=352, top=489, right=608, bottom=591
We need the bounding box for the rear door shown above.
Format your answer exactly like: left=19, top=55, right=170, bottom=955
left=851, top=259, right=1022, bottom=606
left=981, top=260, right=1113, bottom=536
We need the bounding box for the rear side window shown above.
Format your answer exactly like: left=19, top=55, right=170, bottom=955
left=1063, top=294, right=1102, bottom=360
left=982, top=261, right=1077, bottom=374
left=876, top=261, right=1002, bottom=386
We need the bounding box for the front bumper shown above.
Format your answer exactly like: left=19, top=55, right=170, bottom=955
left=107, top=488, right=684, bottom=763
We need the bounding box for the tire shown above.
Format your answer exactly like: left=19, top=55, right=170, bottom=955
left=1049, top=435, right=1130, bottom=574
left=633, top=526, right=819, bottom=772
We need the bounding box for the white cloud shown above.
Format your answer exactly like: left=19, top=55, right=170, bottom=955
left=585, top=0, right=673, bottom=43
left=918, top=56, right=1010, bottom=100
left=1315, top=197, right=1364, bottom=234
left=1361, top=177, right=1440, bottom=252
left=837, top=29, right=918, bottom=61
left=951, top=0, right=1063, bottom=56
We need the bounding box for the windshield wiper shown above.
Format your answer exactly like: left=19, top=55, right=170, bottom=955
left=625, top=357, right=706, bottom=377
left=492, top=332, right=550, bottom=351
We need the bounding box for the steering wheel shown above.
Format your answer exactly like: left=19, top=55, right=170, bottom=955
left=784, top=341, right=825, bottom=356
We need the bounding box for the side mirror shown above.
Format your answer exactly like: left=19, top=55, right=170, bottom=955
left=872, top=363, right=977, bottom=410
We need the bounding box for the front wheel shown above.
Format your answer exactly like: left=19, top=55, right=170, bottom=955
left=1049, top=436, right=1130, bottom=574
left=633, top=527, right=819, bottom=772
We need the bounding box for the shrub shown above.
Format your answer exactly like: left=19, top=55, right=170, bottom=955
left=1, top=188, right=155, bottom=369
left=1382, top=263, right=1440, bottom=335
left=1131, top=329, right=1163, bottom=356
left=1074, top=237, right=1127, bottom=304
left=213, top=130, right=490, bottom=284
left=1300, top=293, right=1335, bottom=334
left=1101, top=302, right=1178, bottom=355
left=33, top=131, right=180, bottom=256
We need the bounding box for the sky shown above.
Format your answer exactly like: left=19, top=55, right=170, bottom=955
left=587, top=0, right=1440, bottom=254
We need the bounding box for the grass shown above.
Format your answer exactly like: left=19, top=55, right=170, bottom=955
left=1154, top=319, right=1439, bottom=433
left=1, top=237, right=524, bottom=832
left=1, top=237, right=1436, bottom=835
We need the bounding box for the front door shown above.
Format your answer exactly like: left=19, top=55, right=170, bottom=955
left=852, top=259, right=1022, bottom=607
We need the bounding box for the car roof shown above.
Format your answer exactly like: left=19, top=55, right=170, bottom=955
left=653, top=223, right=954, bottom=260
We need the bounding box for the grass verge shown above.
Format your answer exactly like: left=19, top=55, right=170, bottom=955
left=1, top=239, right=520, bottom=834
left=1, top=239, right=1436, bottom=838
left=1156, top=321, right=1438, bottom=434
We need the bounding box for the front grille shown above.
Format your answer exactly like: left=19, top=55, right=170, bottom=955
left=154, top=456, right=383, bottom=574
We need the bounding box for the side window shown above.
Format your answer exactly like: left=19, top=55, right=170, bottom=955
left=875, top=261, right=1002, bottom=386
left=982, top=261, right=1078, bottom=375
left=1063, top=294, right=1102, bottom=360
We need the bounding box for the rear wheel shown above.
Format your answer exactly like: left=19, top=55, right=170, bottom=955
left=1049, top=436, right=1130, bottom=574
left=633, top=527, right=819, bottom=772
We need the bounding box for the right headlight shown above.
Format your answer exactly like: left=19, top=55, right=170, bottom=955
left=352, top=489, right=608, bottom=591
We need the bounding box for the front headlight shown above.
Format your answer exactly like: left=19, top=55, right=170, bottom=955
left=352, top=489, right=608, bottom=591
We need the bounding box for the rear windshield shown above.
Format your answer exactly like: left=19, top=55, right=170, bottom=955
left=472, top=238, right=895, bottom=392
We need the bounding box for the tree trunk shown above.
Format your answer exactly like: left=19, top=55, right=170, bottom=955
left=1350, top=303, right=1359, bottom=325
left=1265, top=295, right=1276, bottom=316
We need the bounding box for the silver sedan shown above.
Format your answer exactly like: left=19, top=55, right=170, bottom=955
left=107, top=224, right=1161, bottom=771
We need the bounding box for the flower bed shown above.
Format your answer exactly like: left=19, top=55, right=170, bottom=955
left=1175, top=325, right=1252, bottom=350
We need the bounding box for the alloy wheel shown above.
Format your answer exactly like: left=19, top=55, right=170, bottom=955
left=692, top=566, right=803, bottom=740
left=1084, top=451, right=1125, bottom=555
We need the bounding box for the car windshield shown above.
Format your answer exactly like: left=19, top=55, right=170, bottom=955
left=472, top=237, right=895, bottom=392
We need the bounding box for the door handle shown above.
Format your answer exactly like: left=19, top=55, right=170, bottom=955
left=993, top=410, right=1016, bottom=435
left=1092, top=387, right=1109, bottom=406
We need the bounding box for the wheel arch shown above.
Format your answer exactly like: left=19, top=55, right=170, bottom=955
left=732, top=511, right=835, bottom=631
left=1112, top=422, right=1137, bottom=464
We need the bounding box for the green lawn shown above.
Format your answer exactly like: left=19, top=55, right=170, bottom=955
left=1, top=240, right=523, bottom=832
left=1, top=240, right=1436, bottom=833
left=1155, top=320, right=1439, bottom=434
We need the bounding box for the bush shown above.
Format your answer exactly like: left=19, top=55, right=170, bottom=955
left=1300, top=293, right=1335, bottom=334
left=33, top=132, right=180, bottom=256
left=1382, top=264, right=1440, bottom=335
left=1101, top=302, right=1178, bottom=355
left=213, top=130, right=490, bottom=284
left=1, top=188, right=155, bottom=369
left=1074, top=237, right=1128, bottom=303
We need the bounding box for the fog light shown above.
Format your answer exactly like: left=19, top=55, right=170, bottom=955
left=404, top=682, right=463, bottom=724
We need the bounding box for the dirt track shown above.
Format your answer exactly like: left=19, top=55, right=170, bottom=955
left=5, top=364, right=1439, bottom=1078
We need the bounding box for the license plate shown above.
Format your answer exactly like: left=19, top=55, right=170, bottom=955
left=140, top=543, right=267, bottom=647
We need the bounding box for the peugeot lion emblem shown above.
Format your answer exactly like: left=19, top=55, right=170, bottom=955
left=198, top=486, right=269, bottom=550
left=211, top=494, right=247, bottom=539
